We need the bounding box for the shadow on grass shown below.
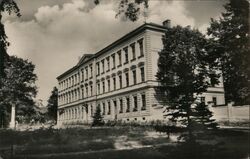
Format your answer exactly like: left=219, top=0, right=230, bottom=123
left=158, top=135, right=249, bottom=159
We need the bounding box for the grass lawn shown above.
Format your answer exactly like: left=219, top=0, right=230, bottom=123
left=0, top=126, right=249, bottom=159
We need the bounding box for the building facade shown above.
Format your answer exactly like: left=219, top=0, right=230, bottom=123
left=56, top=21, right=225, bottom=125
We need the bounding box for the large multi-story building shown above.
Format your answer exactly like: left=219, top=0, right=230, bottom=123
left=56, top=20, right=225, bottom=125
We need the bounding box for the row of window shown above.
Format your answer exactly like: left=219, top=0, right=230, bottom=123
left=200, top=96, right=217, bottom=106
left=59, top=38, right=144, bottom=91
left=98, top=93, right=146, bottom=116
left=58, top=104, right=94, bottom=121
left=59, top=73, right=80, bottom=91
left=96, top=38, right=144, bottom=76
left=58, top=93, right=146, bottom=121
left=96, top=67, right=145, bottom=95
left=59, top=63, right=94, bottom=91
left=58, top=66, right=145, bottom=105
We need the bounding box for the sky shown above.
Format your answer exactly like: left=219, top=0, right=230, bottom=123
left=2, top=0, right=227, bottom=106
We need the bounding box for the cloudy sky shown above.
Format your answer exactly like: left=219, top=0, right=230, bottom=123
left=3, top=0, right=227, bottom=105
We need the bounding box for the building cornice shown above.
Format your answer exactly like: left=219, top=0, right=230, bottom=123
left=57, top=22, right=167, bottom=80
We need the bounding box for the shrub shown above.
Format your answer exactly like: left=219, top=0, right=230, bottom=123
left=91, top=106, right=104, bottom=126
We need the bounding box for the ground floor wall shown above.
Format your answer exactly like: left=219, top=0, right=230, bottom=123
left=57, top=87, right=226, bottom=126
left=57, top=87, right=166, bottom=125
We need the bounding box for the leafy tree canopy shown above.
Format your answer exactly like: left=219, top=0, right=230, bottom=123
left=0, top=0, right=20, bottom=77
left=207, top=0, right=250, bottom=104
left=94, top=0, right=148, bottom=21
left=0, top=56, right=37, bottom=117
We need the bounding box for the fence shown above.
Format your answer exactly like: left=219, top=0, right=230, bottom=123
left=209, top=104, right=249, bottom=122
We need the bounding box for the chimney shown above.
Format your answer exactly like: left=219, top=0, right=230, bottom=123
left=162, top=19, right=171, bottom=28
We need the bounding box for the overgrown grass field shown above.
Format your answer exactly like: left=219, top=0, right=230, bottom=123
left=0, top=126, right=249, bottom=159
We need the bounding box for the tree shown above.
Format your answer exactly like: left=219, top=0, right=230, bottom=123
left=94, top=0, right=148, bottom=22
left=47, top=87, right=58, bottom=122
left=0, top=0, right=20, bottom=78
left=207, top=0, right=250, bottom=105
left=92, top=105, right=104, bottom=126
left=193, top=102, right=218, bottom=130
left=0, top=0, right=20, bottom=128
left=0, top=56, right=37, bottom=127
left=156, top=26, right=219, bottom=141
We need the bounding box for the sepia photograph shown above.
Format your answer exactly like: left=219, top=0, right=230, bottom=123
left=0, top=0, right=249, bottom=158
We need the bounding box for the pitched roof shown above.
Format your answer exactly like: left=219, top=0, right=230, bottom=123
left=57, top=22, right=167, bottom=80
left=77, top=54, right=94, bottom=66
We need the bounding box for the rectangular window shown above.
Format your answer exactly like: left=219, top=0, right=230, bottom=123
left=212, top=97, right=217, bottom=106
left=91, top=105, right=93, bottom=116
left=107, top=101, right=111, bottom=115
left=126, top=97, right=130, bottom=112
left=86, top=85, right=88, bottom=97
left=119, top=99, right=123, bottom=113
left=141, top=94, right=146, bottom=110
left=140, top=67, right=145, bottom=82
left=113, top=100, right=117, bottom=118
left=75, top=74, right=78, bottom=84
left=86, top=105, right=88, bottom=114
left=90, top=65, right=93, bottom=78
left=201, top=97, right=205, bottom=105
left=102, top=103, right=106, bottom=115
left=124, top=47, right=128, bottom=64
left=75, top=91, right=77, bottom=100
left=97, top=83, right=100, bottom=95
left=74, top=75, right=76, bottom=85
left=113, top=77, right=116, bottom=90
left=112, top=54, right=116, bottom=69
left=138, top=39, right=144, bottom=57
left=119, top=75, right=122, bottom=89
left=81, top=69, right=84, bottom=81
left=133, top=96, right=138, bottom=111
left=82, top=88, right=84, bottom=98
left=125, top=72, right=129, bottom=87
left=97, top=62, right=100, bottom=75
left=102, top=60, right=105, bottom=73
left=131, top=43, right=136, bottom=60
left=107, top=57, right=110, bottom=71
left=90, top=84, right=93, bottom=96
left=118, top=50, right=122, bottom=66
left=132, top=70, right=137, bottom=85
left=107, top=79, right=110, bottom=92
left=85, top=67, right=88, bottom=80
left=102, top=81, right=105, bottom=93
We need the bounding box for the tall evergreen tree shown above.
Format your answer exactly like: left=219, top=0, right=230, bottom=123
left=207, top=0, right=250, bottom=105
left=156, top=26, right=219, bottom=141
left=92, top=105, right=104, bottom=126
left=47, top=87, right=58, bottom=122
left=193, top=102, right=218, bottom=130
